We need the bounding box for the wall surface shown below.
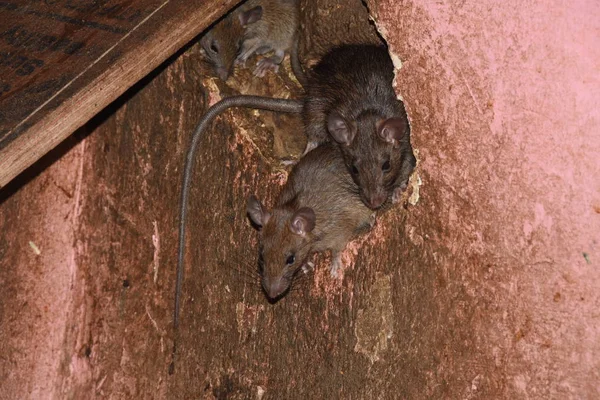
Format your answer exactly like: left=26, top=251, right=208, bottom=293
left=0, top=0, right=598, bottom=399
left=370, top=0, right=600, bottom=396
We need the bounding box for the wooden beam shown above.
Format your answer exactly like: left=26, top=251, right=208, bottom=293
left=0, top=0, right=240, bottom=188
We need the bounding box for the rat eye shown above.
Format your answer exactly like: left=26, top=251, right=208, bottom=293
left=285, top=254, right=295, bottom=265
left=382, top=160, right=391, bottom=172
left=351, top=164, right=359, bottom=175
left=210, top=40, right=219, bottom=54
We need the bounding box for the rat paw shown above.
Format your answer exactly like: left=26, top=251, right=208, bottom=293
left=369, top=212, right=377, bottom=228
left=280, top=158, right=298, bottom=166
left=301, top=261, right=315, bottom=274
left=254, top=58, right=279, bottom=77
left=330, top=254, right=343, bottom=278
left=392, top=182, right=408, bottom=204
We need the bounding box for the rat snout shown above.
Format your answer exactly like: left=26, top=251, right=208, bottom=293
left=262, top=276, right=289, bottom=300
left=216, top=66, right=230, bottom=81
left=366, top=192, right=387, bottom=209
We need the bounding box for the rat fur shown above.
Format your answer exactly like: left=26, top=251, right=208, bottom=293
left=247, top=142, right=374, bottom=302
left=303, top=44, right=416, bottom=209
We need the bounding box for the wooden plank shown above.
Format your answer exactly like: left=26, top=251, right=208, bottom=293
left=0, top=0, right=240, bottom=188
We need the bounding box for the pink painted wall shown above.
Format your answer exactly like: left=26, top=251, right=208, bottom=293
left=372, top=0, right=600, bottom=396
left=0, top=137, right=91, bottom=397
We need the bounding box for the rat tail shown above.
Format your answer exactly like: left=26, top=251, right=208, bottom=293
left=171, top=95, right=302, bottom=373
left=290, top=34, right=308, bottom=89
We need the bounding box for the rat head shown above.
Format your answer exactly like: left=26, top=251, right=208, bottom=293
left=247, top=195, right=315, bottom=302
left=200, top=13, right=245, bottom=81
left=327, top=110, right=410, bottom=209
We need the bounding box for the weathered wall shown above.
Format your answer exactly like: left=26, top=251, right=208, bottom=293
left=0, top=0, right=598, bottom=399
left=0, top=50, right=205, bottom=398
left=368, top=0, right=600, bottom=397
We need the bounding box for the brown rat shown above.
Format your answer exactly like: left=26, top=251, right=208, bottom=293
left=303, top=44, right=416, bottom=210
left=200, top=9, right=245, bottom=81
left=236, top=0, right=305, bottom=82
left=170, top=95, right=302, bottom=373
left=247, top=142, right=374, bottom=302
left=200, top=0, right=306, bottom=85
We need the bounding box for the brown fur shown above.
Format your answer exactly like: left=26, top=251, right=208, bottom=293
left=248, top=142, right=373, bottom=301
left=237, top=0, right=299, bottom=77
left=200, top=10, right=245, bottom=81
left=200, top=0, right=300, bottom=80
left=303, top=45, right=416, bottom=209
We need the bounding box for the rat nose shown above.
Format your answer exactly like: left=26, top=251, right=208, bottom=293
left=262, top=276, right=288, bottom=300
left=216, top=67, right=229, bottom=81
left=367, top=193, right=387, bottom=209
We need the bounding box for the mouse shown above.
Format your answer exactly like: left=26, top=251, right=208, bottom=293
left=170, top=94, right=303, bottom=373
left=302, top=44, right=416, bottom=210
left=199, top=9, right=245, bottom=81
left=200, top=0, right=306, bottom=85
left=236, top=0, right=305, bottom=81
left=247, top=142, right=375, bottom=302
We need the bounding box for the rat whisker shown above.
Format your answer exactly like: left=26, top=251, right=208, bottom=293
left=221, top=258, right=261, bottom=275
left=226, top=274, right=260, bottom=285
left=289, top=285, right=307, bottom=294
left=291, top=280, right=310, bottom=292
left=224, top=267, right=261, bottom=283
left=232, top=271, right=261, bottom=284
left=226, top=257, right=263, bottom=277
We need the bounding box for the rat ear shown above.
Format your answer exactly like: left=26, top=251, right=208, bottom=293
left=379, top=117, right=408, bottom=147
left=327, top=111, right=355, bottom=145
left=239, top=6, right=263, bottom=26
left=290, top=208, right=316, bottom=236
left=247, top=195, right=270, bottom=228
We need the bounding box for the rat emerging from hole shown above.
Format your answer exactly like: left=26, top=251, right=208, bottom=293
left=302, top=44, right=416, bottom=210
left=170, top=95, right=303, bottom=374
left=247, top=142, right=375, bottom=302
left=200, top=0, right=306, bottom=83
left=173, top=24, right=310, bottom=368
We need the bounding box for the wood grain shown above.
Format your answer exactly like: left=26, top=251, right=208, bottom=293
left=0, top=0, right=240, bottom=188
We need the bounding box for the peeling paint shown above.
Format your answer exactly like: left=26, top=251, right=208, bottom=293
left=28, top=240, right=41, bottom=255
left=408, top=174, right=422, bottom=206
left=354, top=273, right=394, bottom=363
left=152, top=220, right=160, bottom=284
left=235, top=302, right=264, bottom=340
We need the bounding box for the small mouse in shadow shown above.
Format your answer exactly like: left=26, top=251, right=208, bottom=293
left=200, top=9, right=245, bottom=81
left=303, top=44, right=416, bottom=209
left=200, top=0, right=306, bottom=84
left=247, top=142, right=374, bottom=302
left=236, top=0, right=302, bottom=80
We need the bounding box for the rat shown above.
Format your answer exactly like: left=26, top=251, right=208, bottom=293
left=200, top=8, right=245, bottom=81
left=236, top=0, right=303, bottom=80
left=200, top=0, right=307, bottom=85
left=302, top=44, right=416, bottom=210
left=170, top=94, right=303, bottom=374
left=247, top=142, right=375, bottom=302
